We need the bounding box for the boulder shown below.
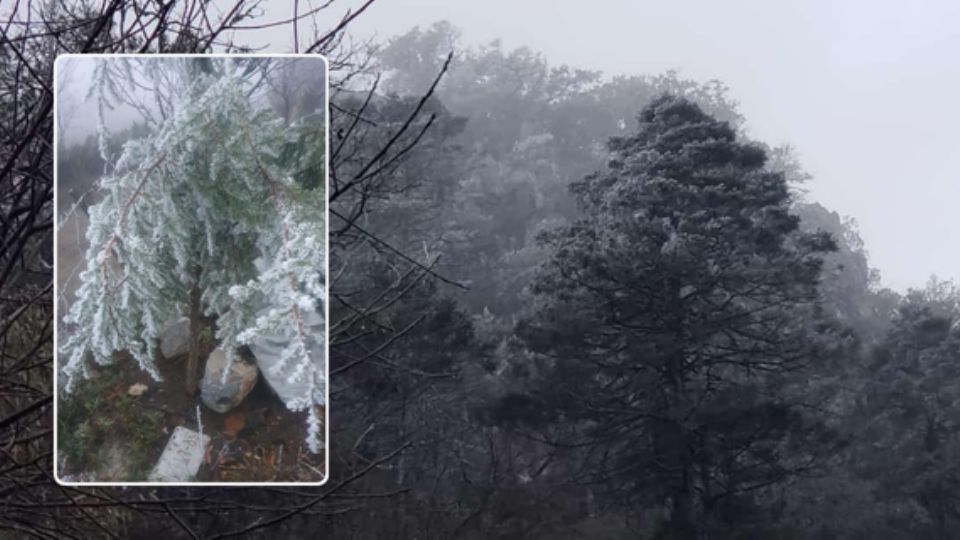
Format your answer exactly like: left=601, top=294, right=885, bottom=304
left=248, top=304, right=325, bottom=408
left=200, top=349, right=258, bottom=413
left=148, top=426, right=210, bottom=482
left=246, top=257, right=325, bottom=410
left=160, top=316, right=190, bottom=359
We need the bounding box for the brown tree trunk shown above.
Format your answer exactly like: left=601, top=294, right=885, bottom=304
left=184, top=269, right=203, bottom=396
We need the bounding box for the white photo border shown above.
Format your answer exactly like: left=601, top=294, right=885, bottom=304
left=53, top=52, right=331, bottom=487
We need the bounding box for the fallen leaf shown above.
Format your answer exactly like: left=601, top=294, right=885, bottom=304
left=127, top=383, right=148, bottom=397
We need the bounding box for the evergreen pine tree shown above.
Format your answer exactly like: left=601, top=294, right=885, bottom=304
left=519, top=95, right=837, bottom=536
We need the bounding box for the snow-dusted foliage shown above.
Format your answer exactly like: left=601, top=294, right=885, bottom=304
left=60, top=62, right=326, bottom=452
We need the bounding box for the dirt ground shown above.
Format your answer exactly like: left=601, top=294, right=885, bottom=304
left=58, top=347, right=326, bottom=483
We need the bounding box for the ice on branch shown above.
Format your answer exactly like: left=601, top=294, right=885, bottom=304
left=60, top=62, right=327, bottom=452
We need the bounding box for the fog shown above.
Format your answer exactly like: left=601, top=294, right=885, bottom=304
left=61, top=2, right=958, bottom=291
left=270, top=0, right=959, bottom=293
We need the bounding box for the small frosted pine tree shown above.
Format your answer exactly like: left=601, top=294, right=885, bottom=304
left=60, top=60, right=327, bottom=453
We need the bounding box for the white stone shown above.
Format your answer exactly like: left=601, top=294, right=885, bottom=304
left=148, top=426, right=210, bottom=482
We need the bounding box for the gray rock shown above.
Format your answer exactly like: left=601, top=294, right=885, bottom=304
left=245, top=257, right=325, bottom=410
left=200, top=349, right=258, bottom=413
left=248, top=304, right=325, bottom=408
left=160, top=316, right=190, bottom=359
left=148, top=426, right=210, bottom=482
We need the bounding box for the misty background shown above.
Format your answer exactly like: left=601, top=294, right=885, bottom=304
left=264, top=0, right=957, bottom=293
left=58, top=2, right=959, bottom=292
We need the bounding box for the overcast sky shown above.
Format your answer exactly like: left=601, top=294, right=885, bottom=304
left=303, top=0, right=955, bottom=294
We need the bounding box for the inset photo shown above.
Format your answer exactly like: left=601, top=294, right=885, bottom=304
left=54, top=55, right=328, bottom=485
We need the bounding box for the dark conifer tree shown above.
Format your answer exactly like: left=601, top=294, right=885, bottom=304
left=519, top=95, right=839, bottom=537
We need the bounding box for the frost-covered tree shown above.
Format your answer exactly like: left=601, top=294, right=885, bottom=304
left=60, top=59, right=327, bottom=452
left=519, top=96, right=839, bottom=536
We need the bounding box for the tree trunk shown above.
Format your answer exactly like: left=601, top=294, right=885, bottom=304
left=667, top=277, right=699, bottom=539
left=184, top=269, right=203, bottom=396
left=671, top=480, right=698, bottom=540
